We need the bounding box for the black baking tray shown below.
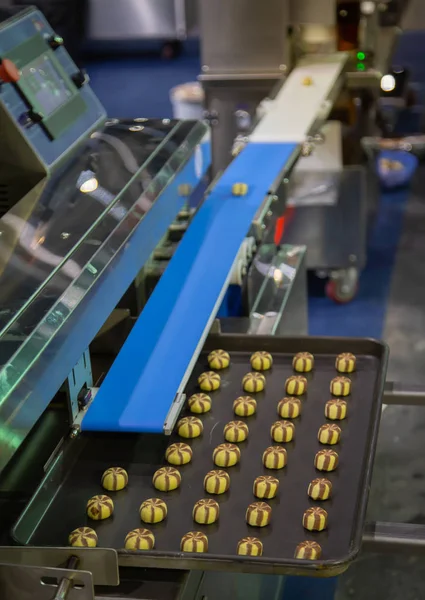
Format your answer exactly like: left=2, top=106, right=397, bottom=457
left=12, top=335, right=388, bottom=577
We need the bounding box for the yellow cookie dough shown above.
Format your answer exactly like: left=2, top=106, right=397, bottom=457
left=177, top=416, right=203, bottom=438
left=198, top=371, right=221, bottom=391
left=250, top=351, right=273, bottom=371
left=188, top=393, right=211, bottom=414
left=101, top=467, right=128, bottom=491
left=165, top=443, right=193, bottom=465
left=69, top=527, right=98, bottom=547
left=152, top=466, right=181, bottom=491
left=233, top=396, right=257, bottom=417
left=86, top=495, right=114, bottom=520
left=193, top=499, right=220, bottom=524
left=242, top=372, right=266, bottom=393
left=139, top=498, right=168, bottom=524
left=208, top=349, right=230, bottom=370
left=124, top=528, right=155, bottom=550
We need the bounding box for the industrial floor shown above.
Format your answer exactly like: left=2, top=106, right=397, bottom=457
left=85, top=32, right=425, bottom=600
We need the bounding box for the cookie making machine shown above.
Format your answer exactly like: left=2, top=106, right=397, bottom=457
left=199, top=0, right=406, bottom=302
left=0, top=3, right=411, bottom=600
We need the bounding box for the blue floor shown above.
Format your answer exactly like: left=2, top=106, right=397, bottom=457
left=86, top=35, right=423, bottom=340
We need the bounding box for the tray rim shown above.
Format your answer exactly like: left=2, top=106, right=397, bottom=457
left=11, top=335, right=389, bottom=577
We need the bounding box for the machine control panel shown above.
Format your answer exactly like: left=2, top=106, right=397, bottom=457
left=0, top=8, right=106, bottom=167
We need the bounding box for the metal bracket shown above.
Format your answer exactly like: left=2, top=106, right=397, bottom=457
left=203, top=110, right=219, bottom=126
left=0, top=547, right=119, bottom=586
left=0, top=561, right=93, bottom=600
left=65, top=350, right=93, bottom=422
left=164, top=393, right=187, bottom=435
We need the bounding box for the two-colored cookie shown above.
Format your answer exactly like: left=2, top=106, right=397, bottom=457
left=295, top=541, right=322, bottom=560
left=293, top=352, right=314, bottom=373
left=237, top=537, right=263, bottom=556
left=318, top=424, right=341, bottom=445
left=87, top=495, right=114, bottom=520
left=263, top=446, right=287, bottom=470
left=330, top=376, right=351, bottom=396
left=198, top=371, right=221, bottom=391
left=325, top=399, right=347, bottom=420
left=336, top=352, right=356, bottom=373
left=166, top=443, right=193, bottom=465
left=315, top=450, right=339, bottom=472
left=308, top=478, right=332, bottom=501
left=253, top=475, right=279, bottom=499
left=125, top=528, right=155, bottom=550
left=242, top=372, right=266, bottom=393
left=250, top=351, right=273, bottom=371
left=285, top=376, right=307, bottom=395
left=177, top=416, right=203, bottom=438
left=303, top=507, right=328, bottom=531
left=278, top=397, right=301, bottom=418
left=213, top=443, right=241, bottom=467
left=246, top=502, right=272, bottom=527
left=140, top=498, right=168, bottom=524
left=204, top=470, right=230, bottom=494
left=181, top=531, right=208, bottom=553
left=224, top=420, right=249, bottom=443
left=208, top=349, right=230, bottom=370
left=152, top=467, right=182, bottom=491
left=234, top=396, right=257, bottom=417
left=101, top=467, right=128, bottom=491
left=193, top=499, right=220, bottom=524
left=188, top=393, right=211, bottom=414
left=69, top=527, right=98, bottom=547
left=271, top=420, right=295, bottom=443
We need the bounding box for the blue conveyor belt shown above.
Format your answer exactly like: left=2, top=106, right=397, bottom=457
left=83, top=141, right=298, bottom=432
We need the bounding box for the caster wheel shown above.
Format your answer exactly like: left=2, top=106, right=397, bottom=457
left=161, top=40, right=183, bottom=59
left=325, top=268, right=359, bottom=304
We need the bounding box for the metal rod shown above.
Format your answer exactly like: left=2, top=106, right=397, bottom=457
left=363, top=522, right=425, bottom=553
left=383, top=382, right=425, bottom=405
left=52, top=556, right=79, bottom=600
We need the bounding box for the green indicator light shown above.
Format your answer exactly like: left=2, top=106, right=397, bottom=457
left=357, top=62, right=366, bottom=71
left=357, top=51, right=366, bottom=61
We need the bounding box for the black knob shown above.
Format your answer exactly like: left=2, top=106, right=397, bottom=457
left=28, top=110, right=43, bottom=123
left=48, top=35, right=64, bottom=50
left=71, top=70, right=88, bottom=89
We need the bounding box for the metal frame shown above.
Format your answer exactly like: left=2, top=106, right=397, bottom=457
left=363, top=385, right=425, bottom=552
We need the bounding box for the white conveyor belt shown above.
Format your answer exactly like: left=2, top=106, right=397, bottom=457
left=251, top=53, right=349, bottom=144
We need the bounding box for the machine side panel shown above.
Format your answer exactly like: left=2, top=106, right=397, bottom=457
left=83, top=141, right=298, bottom=433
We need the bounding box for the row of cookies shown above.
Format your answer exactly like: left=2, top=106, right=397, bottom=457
left=207, top=349, right=357, bottom=375
left=68, top=524, right=321, bottom=560
left=198, top=368, right=352, bottom=399
left=190, top=391, right=347, bottom=422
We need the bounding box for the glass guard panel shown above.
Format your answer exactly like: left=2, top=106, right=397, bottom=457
left=248, top=244, right=307, bottom=335
left=0, top=118, right=208, bottom=407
